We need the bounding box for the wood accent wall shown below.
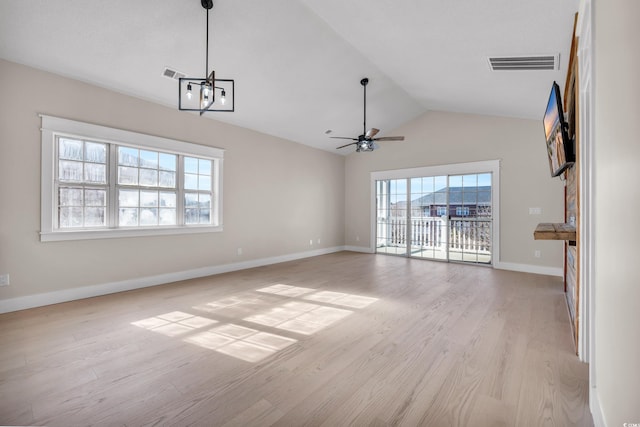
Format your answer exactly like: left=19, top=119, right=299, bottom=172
left=564, top=13, right=580, bottom=349
left=565, top=168, right=578, bottom=343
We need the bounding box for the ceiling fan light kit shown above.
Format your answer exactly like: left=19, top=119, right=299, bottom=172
left=178, top=0, right=234, bottom=114
left=331, top=77, right=404, bottom=152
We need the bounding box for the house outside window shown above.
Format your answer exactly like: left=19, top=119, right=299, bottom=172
left=436, top=206, right=447, bottom=216
left=40, top=115, right=224, bottom=241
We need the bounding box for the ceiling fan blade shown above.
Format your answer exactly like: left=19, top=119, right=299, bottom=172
left=336, top=142, right=357, bottom=149
left=330, top=136, right=358, bottom=140
left=373, top=136, right=405, bottom=142
left=365, top=128, right=380, bottom=139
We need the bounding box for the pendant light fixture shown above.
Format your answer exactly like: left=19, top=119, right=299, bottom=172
left=178, top=0, right=234, bottom=114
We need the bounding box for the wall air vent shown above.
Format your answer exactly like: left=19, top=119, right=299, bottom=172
left=488, top=54, right=559, bottom=71
left=162, top=67, right=186, bottom=80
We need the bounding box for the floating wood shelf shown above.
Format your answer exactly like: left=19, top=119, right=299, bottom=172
left=534, top=223, right=576, bottom=243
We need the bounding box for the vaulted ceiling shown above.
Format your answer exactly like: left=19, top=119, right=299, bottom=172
left=0, top=0, right=578, bottom=153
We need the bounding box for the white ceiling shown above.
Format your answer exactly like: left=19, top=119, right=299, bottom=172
left=0, top=0, right=578, bottom=154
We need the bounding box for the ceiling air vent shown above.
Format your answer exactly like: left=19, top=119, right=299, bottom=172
left=162, top=67, right=186, bottom=80
left=488, top=54, right=559, bottom=71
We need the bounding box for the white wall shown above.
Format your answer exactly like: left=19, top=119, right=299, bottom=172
left=0, top=59, right=345, bottom=306
left=0, top=58, right=571, bottom=311
left=344, top=110, right=565, bottom=271
left=593, top=0, right=640, bottom=424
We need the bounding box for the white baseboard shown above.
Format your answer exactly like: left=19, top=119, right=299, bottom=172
left=494, top=261, right=563, bottom=277
left=0, top=246, right=346, bottom=314
left=590, top=387, right=606, bottom=427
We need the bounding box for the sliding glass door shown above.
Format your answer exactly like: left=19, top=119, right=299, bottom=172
left=376, top=179, right=408, bottom=256
left=408, top=175, right=448, bottom=260
left=376, top=172, right=493, bottom=265
left=446, top=173, right=492, bottom=263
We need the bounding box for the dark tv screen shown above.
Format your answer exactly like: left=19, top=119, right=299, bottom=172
left=543, top=81, right=574, bottom=177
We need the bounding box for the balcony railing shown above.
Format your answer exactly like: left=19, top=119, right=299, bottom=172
left=377, top=216, right=492, bottom=254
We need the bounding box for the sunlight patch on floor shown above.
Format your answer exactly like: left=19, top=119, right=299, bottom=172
left=131, top=311, right=218, bottom=337
left=185, top=324, right=297, bottom=363
left=245, top=303, right=352, bottom=335
left=132, top=286, right=378, bottom=363
left=256, top=284, right=316, bottom=297
left=303, top=291, right=379, bottom=308
left=192, top=293, right=278, bottom=314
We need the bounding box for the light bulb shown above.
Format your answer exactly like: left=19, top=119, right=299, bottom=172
left=186, top=83, right=192, bottom=100
left=201, top=84, right=209, bottom=108
left=220, top=90, right=226, bottom=105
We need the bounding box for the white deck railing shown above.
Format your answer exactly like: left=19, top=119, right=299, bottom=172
left=378, top=216, right=491, bottom=253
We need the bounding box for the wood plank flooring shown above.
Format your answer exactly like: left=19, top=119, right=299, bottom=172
left=0, top=252, right=593, bottom=426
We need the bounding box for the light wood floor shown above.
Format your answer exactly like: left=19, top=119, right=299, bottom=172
left=0, top=252, right=593, bottom=426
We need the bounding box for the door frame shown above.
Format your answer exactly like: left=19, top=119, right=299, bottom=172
left=370, top=160, right=501, bottom=266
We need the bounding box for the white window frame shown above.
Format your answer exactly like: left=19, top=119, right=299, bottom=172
left=40, top=115, right=224, bottom=242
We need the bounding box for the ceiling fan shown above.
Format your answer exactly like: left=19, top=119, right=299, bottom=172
left=331, top=78, right=405, bottom=152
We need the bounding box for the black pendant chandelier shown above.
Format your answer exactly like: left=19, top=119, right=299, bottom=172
left=179, top=0, right=234, bottom=114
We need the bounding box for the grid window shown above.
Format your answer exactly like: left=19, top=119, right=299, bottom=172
left=117, top=147, right=177, bottom=188
left=118, top=189, right=177, bottom=227
left=57, top=138, right=108, bottom=228
left=41, top=115, right=223, bottom=241
left=117, top=147, right=178, bottom=227
left=185, top=192, right=211, bottom=225
left=184, top=157, right=213, bottom=225
left=58, top=187, right=107, bottom=228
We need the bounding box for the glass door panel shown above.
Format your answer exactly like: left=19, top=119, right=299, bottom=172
left=409, top=175, right=448, bottom=261
left=448, top=173, right=492, bottom=264
left=376, top=179, right=408, bottom=256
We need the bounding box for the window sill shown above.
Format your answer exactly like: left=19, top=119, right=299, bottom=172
left=40, top=225, right=223, bottom=242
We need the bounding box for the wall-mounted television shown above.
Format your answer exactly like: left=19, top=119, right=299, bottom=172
left=543, top=81, right=575, bottom=177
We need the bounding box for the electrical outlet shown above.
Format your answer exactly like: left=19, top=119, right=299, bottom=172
left=355, top=235, right=360, bottom=242
left=237, top=247, right=243, bottom=256
left=317, top=238, right=321, bottom=245
left=0, top=274, right=9, bottom=286
left=529, top=207, right=542, bottom=215
left=309, top=239, right=313, bottom=246
left=534, top=250, right=541, bottom=258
